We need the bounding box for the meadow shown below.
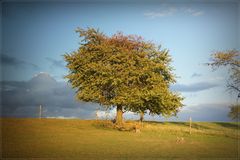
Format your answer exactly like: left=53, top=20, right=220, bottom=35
left=1, top=118, right=239, bottom=160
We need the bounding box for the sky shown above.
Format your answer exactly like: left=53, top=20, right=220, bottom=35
left=1, top=0, right=240, bottom=121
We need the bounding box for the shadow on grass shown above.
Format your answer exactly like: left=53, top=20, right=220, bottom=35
left=129, top=120, right=239, bottom=131
left=169, top=122, right=213, bottom=130
left=213, top=122, right=240, bottom=129
left=145, top=121, right=188, bottom=126
left=144, top=121, right=213, bottom=130
left=92, top=120, right=138, bottom=132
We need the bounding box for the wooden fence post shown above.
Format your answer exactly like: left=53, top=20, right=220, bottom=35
left=189, top=117, right=192, bottom=134
left=39, top=105, right=42, bottom=119
left=95, top=109, right=99, bottom=120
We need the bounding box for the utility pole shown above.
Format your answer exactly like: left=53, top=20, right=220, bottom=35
left=39, top=105, right=42, bottom=119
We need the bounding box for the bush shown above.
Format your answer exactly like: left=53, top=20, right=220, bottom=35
left=93, top=120, right=141, bottom=132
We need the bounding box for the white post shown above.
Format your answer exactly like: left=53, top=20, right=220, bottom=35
left=106, top=109, right=112, bottom=120
left=39, top=105, right=42, bottom=119
left=189, top=117, right=192, bottom=135
left=96, top=109, right=99, bottom=120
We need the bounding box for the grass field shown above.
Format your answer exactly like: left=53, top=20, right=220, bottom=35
left=1, top=118, right=239, bottom=160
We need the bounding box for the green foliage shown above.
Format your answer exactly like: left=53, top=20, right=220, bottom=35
left=64, top=27, right=183, bottom=118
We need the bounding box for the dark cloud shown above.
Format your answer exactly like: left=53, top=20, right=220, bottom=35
left=171, top=82, right=219, bottom=92
left=191, top=73, right=202, bottom=78
left=121, top=103, right=231, bottom=122
left=1, top=54, right=39, bottom=70
left=1, top=72, right=100, bottom=118
left=45, top=57, right=65, bottom=69
left=156, top=103, right=231, bottom=122
left=1, top=73, right=228, bottom=121
left=162, top=103, right=231, bottom=122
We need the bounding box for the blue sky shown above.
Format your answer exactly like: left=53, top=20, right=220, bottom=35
left=1, top=1, right=240, bottom=121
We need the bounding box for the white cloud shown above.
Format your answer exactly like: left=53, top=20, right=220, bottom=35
left=207, top=76, right=225, bottom=81
left=171, top=82, right=219, bottom=92
left=184, top=8, right=204, bottom=16
left=192, top=11, right=204, bottom=16
left=144, top=7, right=177, bottom=18
left=144, top=6, right=204, bottom=19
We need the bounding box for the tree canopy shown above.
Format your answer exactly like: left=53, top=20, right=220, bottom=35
left=64, top=28, right=183, bottom=124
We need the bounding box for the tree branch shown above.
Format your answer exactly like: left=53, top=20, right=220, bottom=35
left=227, top=84, right=240, bottom=93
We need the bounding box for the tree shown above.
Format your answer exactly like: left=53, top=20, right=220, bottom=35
left=208, top=49, right=240, bottom=120
left=228, top=104, right=240, bottom=121
left=64, top=28, right=183, bottom=125
left=208, top=49, right=240, bottom=95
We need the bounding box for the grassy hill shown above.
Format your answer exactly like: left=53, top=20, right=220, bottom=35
left=1, top=118, right=239, bottom=159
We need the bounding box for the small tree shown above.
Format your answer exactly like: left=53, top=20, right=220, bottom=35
left=64, top=28, right=183, bottom=125
left=228, top=104, right=240, bottom=121
left=208, top=49, right=240, bottom=120
left=208, top=49, right=240, bottom=95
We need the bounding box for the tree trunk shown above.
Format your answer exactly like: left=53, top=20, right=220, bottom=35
left=115, top=105, right=123, bottom=125
left=139, top=111, right=144, bottom=122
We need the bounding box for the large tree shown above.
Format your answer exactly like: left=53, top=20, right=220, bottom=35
left=208, top=49, right=240, bottom=120
left=64, top=28, right=183, bottom=124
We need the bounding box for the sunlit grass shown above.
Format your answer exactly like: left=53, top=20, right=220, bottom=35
left=1, top=118, right=239, bottom=159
